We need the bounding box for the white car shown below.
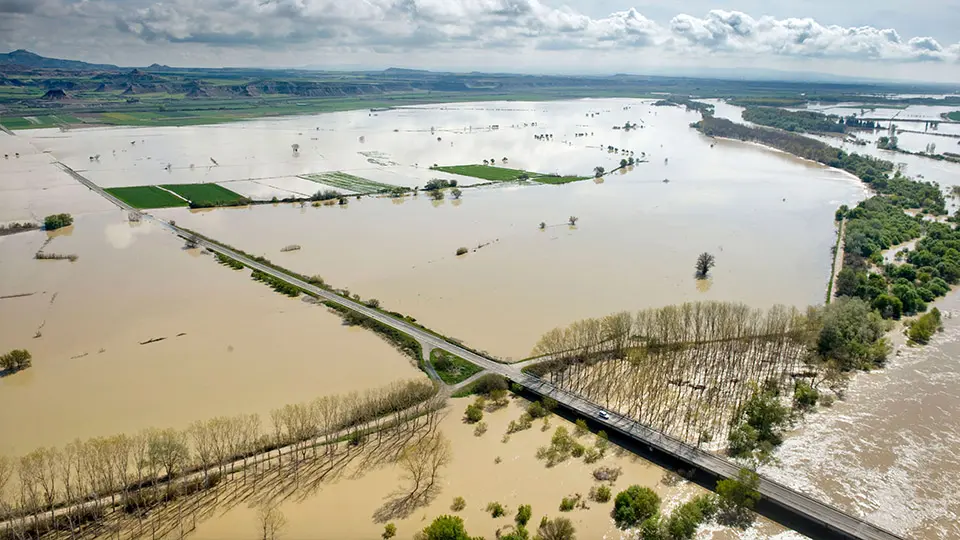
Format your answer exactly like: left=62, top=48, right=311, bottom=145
left=598, top=410, right=610, bottom=420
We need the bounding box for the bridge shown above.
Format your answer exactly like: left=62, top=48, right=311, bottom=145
left=59, top=162, right=904, bottom=540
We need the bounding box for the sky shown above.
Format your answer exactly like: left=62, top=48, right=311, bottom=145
left=1, top=0, right=959, bottom=82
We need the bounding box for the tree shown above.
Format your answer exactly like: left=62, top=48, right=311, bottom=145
left=0, top=349, right=31, bottom=372
left=613, top=485, right=661, bottom=527
left=450, top=188, right=462, bottom=200
left=399, top=433, right=451, bottom=500
left=430, top=189, right=445, bottom=201
left=695, top=252, right=715, bottom=279
left=451, top=496, right=466, bottom=511
left=908, top=308, right=942, bottom=344
left=620, top=159, right=628, bottom=168
left=456, top=247, right=468, bottom=256
left=291, top=144, right=300, bottom=153
left=594, top=166, right=605, bottom=178
left=146, top=428, right=190, bottom=479
left=816, top=297, right=889, bottom=370
left=716, top=468, right=761, bottom=512
left=834, top=267, right=859, bottom=298
left=515, top=504, right=532, bottom=526
left=421, top=515, right=471, bottom=540
left=539, top=222, right=546, bottom=230
left=568, top=216, right=579, bottom=226
left=537, top=516, right=576, bottom=540
left=383, top=523, right=398, bottom=539
left=258, top=502, right=288, bottom=540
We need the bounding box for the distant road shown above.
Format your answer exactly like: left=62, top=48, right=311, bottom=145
left=58, top=161, right=904, bottom=540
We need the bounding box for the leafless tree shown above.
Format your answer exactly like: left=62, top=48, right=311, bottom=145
left=257, top=502, right=287, bottom=540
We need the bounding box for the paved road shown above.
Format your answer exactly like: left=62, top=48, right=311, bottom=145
left=59, top=162, right=904, bottom=540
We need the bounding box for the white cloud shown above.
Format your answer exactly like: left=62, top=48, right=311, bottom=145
left=107, top=1, right=960, bottom=64
left=2, top=1, right=958, bottom=77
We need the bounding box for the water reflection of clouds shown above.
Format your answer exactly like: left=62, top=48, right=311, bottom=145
left=104, top=219, right=155, bottom=250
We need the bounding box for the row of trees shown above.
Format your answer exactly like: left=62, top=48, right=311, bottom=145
left=527, top=299, right=889, bottom=448
left=741, top=106, right=846, bottom=134
left=0, top=379, right=441, bottom=536
left=527, top=302, right=812, bottom=445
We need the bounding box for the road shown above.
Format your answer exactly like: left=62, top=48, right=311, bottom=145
left=59, top=162, right=904, bottom=540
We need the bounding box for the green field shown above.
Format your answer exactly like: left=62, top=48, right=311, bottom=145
left=430, top=349, right=484, bottom=385
left=432, top=165, right=537, bottom=182
left=433, top=165, right=588, bottom=185
left=299, top=172, right=400, bottom=193
left=105, top=186, right=189, bottom=209
left=948, top=111, right=960, bottom=122
left=0, top=114, right=83, bottom=130
left=161, top=183, right=248, bottom=206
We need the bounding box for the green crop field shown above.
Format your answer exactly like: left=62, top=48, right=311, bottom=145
left=432, top=165, right=542, bottom=182
left=299, top=172, right=400, bottom=193
left=161, top=183, right=248, bottom=206
left=0, top=114, right=83, bottom=130
left=105, top=186, right=189, bottom=209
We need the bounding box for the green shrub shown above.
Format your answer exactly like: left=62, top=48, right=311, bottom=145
left=515, top=504, right=532, bottom=526
left=909, top=308, right=942, bottom=344
left=526, top=401, right=547, bottom=418
left=487, top=501, right=506, bottom=518
left=559, top=497, right=577, bottom=512
left=613, top=485, right=660, bottom=527
left=421, top=515, right=471, bottom=540
left=590, top=485, right=611, bottom=503
left=451, top=496, right=466, bottom=512
left=716, top=468, right=761, bottom=511
left=464, top=404, right=484, bottom=423
left=793, top=381, right=819, bottom=411
left=382, top=523, right=397, bottom=539
left=456, top=247, right=469, bottom=256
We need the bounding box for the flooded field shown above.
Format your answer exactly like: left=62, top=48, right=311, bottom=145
left=0, top=211, right=422, bottom=455
left=116, top=99, right=864, bottom=359
left=191, top=396, right=791, bottom=540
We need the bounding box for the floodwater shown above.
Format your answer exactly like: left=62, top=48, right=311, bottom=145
left=761, top=299, right=960, bottom=539
left=707, top=98, right=960, bottom=539
left=0, top=211, right=422, bottom=456
left=708, top=100, right=960, bottom=192
left=125, top=99, right=868, bottom=359
left=192, top=396, right=790, bottom=540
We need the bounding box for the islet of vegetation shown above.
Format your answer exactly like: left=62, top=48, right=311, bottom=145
left=43, top=213, right=73, bottom=231
left=430, top=349, right=483, bottom=385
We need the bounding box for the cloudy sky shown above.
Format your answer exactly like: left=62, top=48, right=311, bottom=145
left=1, top=0, right=958, bottom=81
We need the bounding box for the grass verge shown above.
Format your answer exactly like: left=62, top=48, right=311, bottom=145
left=105, top=186, right=189, bottom=209
left=430, top=349, right=483, bottom=385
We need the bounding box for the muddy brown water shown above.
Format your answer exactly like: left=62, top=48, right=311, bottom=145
left=0, top=212, right=422, bottom=456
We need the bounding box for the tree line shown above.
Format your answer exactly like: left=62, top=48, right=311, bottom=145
left=741, top=106, right=845, bottom=134
left=524, top=300, right=889, bottom=451
left=0, top=379, right=441, bottom=538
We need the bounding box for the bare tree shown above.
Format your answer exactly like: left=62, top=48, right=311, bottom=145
left=568, top=216, right=579, bottom=226
left=399, top=432, right=451, bottom=501
left=695, top=252, right=716, bottom=279
left=147, top=429, right=190, bottom=480
left=258, top=502, right=288, bottom=540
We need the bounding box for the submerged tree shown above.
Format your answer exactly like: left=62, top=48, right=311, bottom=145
left=594, top=166, right=605, bottom=178
left=695, top=252, right=715, bottom=279
left=568, top=216, right=579, bottom=226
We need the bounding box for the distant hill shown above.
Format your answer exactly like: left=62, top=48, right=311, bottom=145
left=0, top=49, right=119, bottom=71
